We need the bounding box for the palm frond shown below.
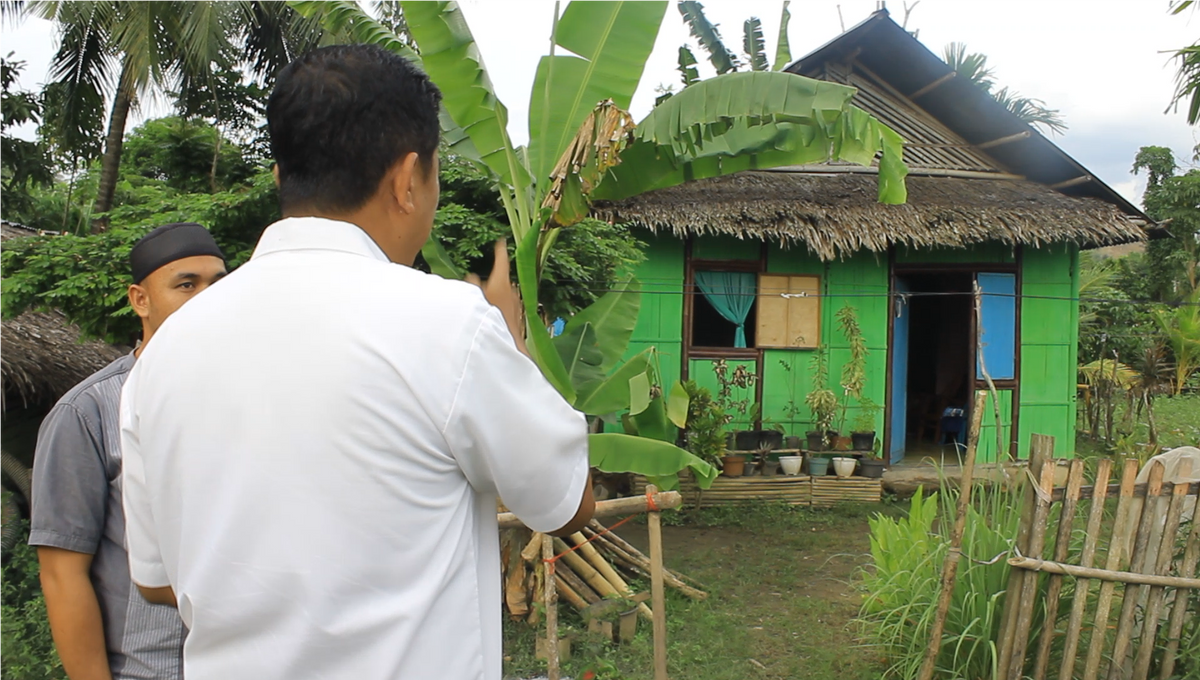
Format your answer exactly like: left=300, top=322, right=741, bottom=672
left=677, top=0, right=738, bottom=75
left=942, top=42, right=994, bottom=91
left=239, top=1, right=324, bottom=81
left=742, top=17, right=767, bottom=72
left=992, top=86, right=1068, bottom=135
left=1168, top=43, right=1200, bottom=125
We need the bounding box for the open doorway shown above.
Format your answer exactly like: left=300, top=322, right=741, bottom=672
left=891, top=271, right=974, bottom=463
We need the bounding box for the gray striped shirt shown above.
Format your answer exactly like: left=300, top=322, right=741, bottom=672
left=30, top=354, right=185, bottom=680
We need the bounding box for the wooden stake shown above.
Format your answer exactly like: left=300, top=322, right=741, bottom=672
left=997, top=436, right=1051, bottom=680
left=1058, top=458, right=1113, bottom=680
left=1107, top=461, right=1166, bottom=680
left=1133, top=460, right=1193, bottom=678
left=1082, top=459, right=1141, bottom=680
left=1159, top=494, right=1200, bottom=680
left=543, top=533, right=559, bottom=680
left=1032, top=459, right=1086, bottom=680
left=916, top=390, right=987, bottom=680
left=646, top=484, right=668, bottom=680
left=1007, top=441, right=1059, bottom=680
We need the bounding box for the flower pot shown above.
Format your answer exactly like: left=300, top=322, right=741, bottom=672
left=833, top=435, right=853, bottom=451
left=761, top=459, right=780, bottom=477
left=805, top=431, right=827, bottom=452
left=757, top=429, right=784, bottom=451
left=721, top=454, right=746, bottom=477
left=851, top=431, right=876, bottom=451
left=725, top=432, right=736, bottom=449
left=779, top=455, right=803, bottom=476
left=742, top=460, right=759, bottom=476
left=860, top=458, right=886, bottom=479
left=807, top=456, right=830, bottom=476
left=784, top=435, right=802, bottom=450
left=832, top=457, right=856, bottom=478
left=734, top=430, right=759, bottom=451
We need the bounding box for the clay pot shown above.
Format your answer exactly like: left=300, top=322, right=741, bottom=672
left=721, top=454, right=746, bottom=477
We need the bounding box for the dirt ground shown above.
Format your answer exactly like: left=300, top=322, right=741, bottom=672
left=503, top=503, right=896, bottom=680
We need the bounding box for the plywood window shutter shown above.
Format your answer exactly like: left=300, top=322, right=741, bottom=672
left=756, top=274, right=820, bottom=349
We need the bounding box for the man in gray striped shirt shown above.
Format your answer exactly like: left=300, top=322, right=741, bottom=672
left=30, top=223, right=226, bottom=680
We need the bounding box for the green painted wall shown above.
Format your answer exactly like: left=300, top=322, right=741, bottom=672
left=1018, top=244, right=1079, bottom=459
left=688, top=358, right=758, bottom=431
left=619, top=235, right=1080, bottom=460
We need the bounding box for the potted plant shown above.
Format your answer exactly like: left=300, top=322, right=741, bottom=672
left=807, top=453, right=830, bottom=476
left=851, top=397, right=881, bottom=451
left=712, top=360, right=759, bottom=453
left=831, top=456, right=856, bottom=478
left=778, top=359, right=805, bottom=450
left=682, top=381, right=737, bottom=477
left=832, top=305, right=869, bottom=452
left=860, top=440, right=887, bottom=479
left=804, top=346, right=837, bottom=452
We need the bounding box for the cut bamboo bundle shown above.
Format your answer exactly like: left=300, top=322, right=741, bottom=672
left=581, top=526, right=709, bottom=600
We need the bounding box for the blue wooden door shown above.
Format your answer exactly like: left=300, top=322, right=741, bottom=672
left=889, top=279, right=910, bottom=464
left=976, top=273, right=1017, bottom=380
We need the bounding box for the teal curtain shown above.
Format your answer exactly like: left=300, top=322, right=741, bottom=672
left=695, top=271, right=756, bottom=348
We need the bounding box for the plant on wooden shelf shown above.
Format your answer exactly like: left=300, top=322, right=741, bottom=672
left=777, top=358, right=805, bottom=449
left=804, top=346, right=837, bottom=452
left=852, top=396, right=882, bottom=453
left=712, top=359, right=760, bottom=454
left=832, top=304, right=869, bottom=451
left=681, top=380, right=731, bottom=476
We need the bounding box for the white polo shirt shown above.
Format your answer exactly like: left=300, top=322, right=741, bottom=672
left=120, top=217, right=589, bottom=680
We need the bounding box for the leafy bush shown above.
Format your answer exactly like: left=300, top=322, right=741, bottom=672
left=681, top=380, right=727, bottom=467
left=859, top=480, right=1030, bottom=679
left=1, top=524, right=64, bottom=680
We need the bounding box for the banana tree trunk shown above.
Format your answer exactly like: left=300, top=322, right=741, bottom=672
left=91, top=61, right=134, bottom=232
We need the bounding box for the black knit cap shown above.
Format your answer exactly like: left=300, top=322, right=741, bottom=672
left=129, top=223, right=226, bottom=284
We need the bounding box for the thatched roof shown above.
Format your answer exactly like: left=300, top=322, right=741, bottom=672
left=1, top=221, right=124, bottom=411
left=1, top=311, right=126, bottom=411
left=593, top=171, right=1149, bottom=261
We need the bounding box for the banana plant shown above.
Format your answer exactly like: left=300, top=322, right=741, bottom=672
left=291, top=0, right=909, bottom=491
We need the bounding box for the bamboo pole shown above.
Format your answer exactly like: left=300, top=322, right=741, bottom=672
left=498, top=491, right=682, bottom=529
left=556, top=561, right=601, bottom=605
left=568, top=532, right=637, bottom=601
left=1107, top=461, right=1166, bottom=680
left=1006, top=557, right=1200, bottom=589
left=1058, top=458, right=1113, bottom=680
left=554, top=573, right=589, bottom=611
left=997, top=437, right=1051, bottom=680
left=1032, top=458, right=1086, bottom=680
left=1159, top=493, right=1200, bottom=680
left=1133, top=460, right=1193, bottom=678
left=543, top=533, right=560, bottom=680
left=588, top=520, right=709, bottom=592
left=647, top=484, right=668, bottom=680
left=552, top=537, right=653, bottom=621
left=583, top=527, right=708, bottom=600
left=1007, top=444, right=1059, bottom=680
left=916, top=390, right=987, bottom=680
left=1082, top=459, right=1141, bottom=680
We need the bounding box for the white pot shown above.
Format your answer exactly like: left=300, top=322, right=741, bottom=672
left=779, top=455, right=803, bottom=476
left=832, top=457, right=856, bottom=478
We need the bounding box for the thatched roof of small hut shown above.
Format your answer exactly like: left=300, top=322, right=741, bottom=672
left=1, top=221, right=125, bottom=411
left=593, top=171, right=1149, bottom=261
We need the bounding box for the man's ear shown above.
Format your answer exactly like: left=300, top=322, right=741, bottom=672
left=272, top=164, right=280, bottom=188
left=128, top=284, right=151, bottom=320
left=389, top=152, right=421, bottom=215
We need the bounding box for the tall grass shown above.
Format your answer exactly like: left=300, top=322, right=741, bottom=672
left=858, top=475, right=1038, bottom=679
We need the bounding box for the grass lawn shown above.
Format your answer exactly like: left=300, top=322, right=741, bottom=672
left=502, top=502, right=904, bottom=680
left=1076, top=393, right=1200, bottom=457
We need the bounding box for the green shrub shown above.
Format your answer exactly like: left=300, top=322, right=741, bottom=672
left=2, top=524, right=64, bottom=680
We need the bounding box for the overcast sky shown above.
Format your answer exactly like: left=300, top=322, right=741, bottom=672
left=2, top=0, right=1196, bottom=206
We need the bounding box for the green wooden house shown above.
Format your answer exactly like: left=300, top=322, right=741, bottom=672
left=594, top=11, right=1152, bottom=464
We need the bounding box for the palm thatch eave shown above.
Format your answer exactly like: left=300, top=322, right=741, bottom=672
left=592, top=171, right=1148, bottom=262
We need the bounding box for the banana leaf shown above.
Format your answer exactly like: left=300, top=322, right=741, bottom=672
left=743, top=18, right=768, bottom=72
left=400, top=1, right=533, bottom=211
left=772, top=1, right=792, bottom=71
left=528, top=1, right=666, bottom=187
left=628, top=371, right=651, bottom=416
left=667, top=380, right=689, bottom=428
left=588, top=433, right=718, bottom=491
left=559, top=279, right=641, bottom=372
left=574, top=348, right=654, bottom=416
left=516, top=225, right=575, bottom=401
left=677, top=0, right=738, bottom=75
left=591, top=70, right=908, bottom=204
left=553, top=320, right=605, bottom=397
left=631, top=394, right=674, bottom=442
left=420, top=237, right=463, bottom=280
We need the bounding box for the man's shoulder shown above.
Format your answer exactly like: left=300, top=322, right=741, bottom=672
left=53, top=354, right=135, bottom=414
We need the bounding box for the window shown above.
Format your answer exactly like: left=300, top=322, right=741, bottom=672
left=690, top=271, right=757, bottom=349
left=756, top=274, right=821, bottom=349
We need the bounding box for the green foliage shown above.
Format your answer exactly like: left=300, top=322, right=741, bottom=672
left=942, top=42, right=1067, bottom=135
left=1078, top=252, right=1159, bottom=364
left=677, top=1, right=739, bottom=75
left=710, top=358, right=756, bottom=421
left=681, top=380, right=727, bottom=467
left=1155, top=288, right=1200, bottom=394
left=1132, top=146, right=1200, bottom=300
left=835, top=304, right=869, bottom=433
left=1, top=57, right=54, bottom=219
left=805, top=346, right=837, bottom=435
left=120, top=117, right=258, bottom=194
left=2, top=524, right=65, bottom=680
left=860, top=482, right=1028, bottom=679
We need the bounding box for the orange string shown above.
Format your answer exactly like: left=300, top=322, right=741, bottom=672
left=543, top=490, right=661, bottom=564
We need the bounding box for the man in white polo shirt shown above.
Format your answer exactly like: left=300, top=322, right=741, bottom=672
left=118, top=44, right=594, bottom=680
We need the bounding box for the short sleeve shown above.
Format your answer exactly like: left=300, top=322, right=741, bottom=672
left=29, top=404, right=109, bottom=553
left=443, top=309, right=589, bottom=534
left=119, top=372, right=169, bottom=588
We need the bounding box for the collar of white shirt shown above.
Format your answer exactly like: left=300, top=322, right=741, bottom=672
left=250, top=216, right=391, bottom=263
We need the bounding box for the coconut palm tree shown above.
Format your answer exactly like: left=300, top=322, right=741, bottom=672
left=942, top=42, right=1067, bottom=135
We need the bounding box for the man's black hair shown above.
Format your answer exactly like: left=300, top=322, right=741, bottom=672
left=267, top=44, right=442, bottom=214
